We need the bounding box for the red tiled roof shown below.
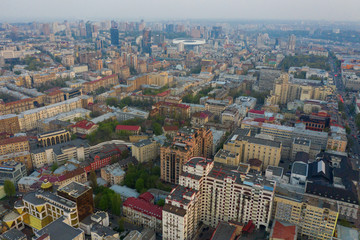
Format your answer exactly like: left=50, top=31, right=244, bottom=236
left=163, top=126, right=179, bottom=132
left=0, top=136, right=28, bottom=145
left=249, top=109, right=264, bottom=114
left=156, top=90, right=171, bottom=97
left=271, top=221, right=296, bottom=240
left=193, top=111, right=209, bottom=119
left=115, top=125, right=140, bottom=131
left=156, top=101, right=190, bottom=109
left=72, top=120, right=97, bottom=130
left=123, top=197, right=162, bottom=220
left=139, top=192, right=155, bottom=202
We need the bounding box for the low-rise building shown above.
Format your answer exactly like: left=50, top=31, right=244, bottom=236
left=123, top=192, right=162, bottom=233
left=132, top=139, right=159, bottom=163
left=100, top=163, right=125, bottom=185
left=71, top=120, right=98, bottom=135
left=0, top=161, right=27, bottom=184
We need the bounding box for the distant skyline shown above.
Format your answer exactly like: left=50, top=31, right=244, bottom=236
left=1, top=0, right=360, bottom=22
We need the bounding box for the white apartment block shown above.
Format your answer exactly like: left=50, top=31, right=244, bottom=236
left=162, top=157, right=275, bottom=240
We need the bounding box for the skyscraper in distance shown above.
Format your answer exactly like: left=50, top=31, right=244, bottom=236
left=288, top=34, right=296, bottom=51
left=110, top=27, right=119, bottom=45
left=85, top=21, right=93, bottom=40
left=142, top=29, right=152, bottom=55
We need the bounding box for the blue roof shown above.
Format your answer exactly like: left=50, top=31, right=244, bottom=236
left=110, top=185, right=139, bottom=199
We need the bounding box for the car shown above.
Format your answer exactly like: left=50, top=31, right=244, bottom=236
left=280, top=160, right=284, bottom=163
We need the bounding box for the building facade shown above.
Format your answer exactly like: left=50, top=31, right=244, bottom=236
left=160, top=127, right=213, bottom=184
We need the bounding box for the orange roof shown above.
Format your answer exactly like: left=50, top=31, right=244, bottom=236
left=271, top=221, right=296, bottom=240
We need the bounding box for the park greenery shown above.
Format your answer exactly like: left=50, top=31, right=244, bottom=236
left=143, top=84, right=169, bottom=95
left=94, top=186, right=122, bottom=216
left=37, top=77, right=69, bottom=92
left=229, top=88, right=269, bottom=105
left=86, top=118, right=146, bottom=145
left=24, top=56, right=45, bottom=71
left=182, top=86, right=214, bottom=104
left=279, top=55, right=331, bottom=71
left=4, top=180, right=15, bottom=197
left=106, top=96, right=154, bottom=111
left=124, top=163, right=172, bottom=193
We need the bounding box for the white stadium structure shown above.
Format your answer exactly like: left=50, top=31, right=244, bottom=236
left=172, top=38, right=206, bottom=46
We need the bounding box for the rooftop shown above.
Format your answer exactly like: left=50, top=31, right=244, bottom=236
left=123, top=196, right=162, bottom=220
left=58, top=181, right=91, bottom=198
left=34, top=217, right=84, bottom=240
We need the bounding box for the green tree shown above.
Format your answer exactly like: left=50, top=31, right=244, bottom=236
left=51, top=162, right=59, bottom=172
left=4, top=180, right=15, bottom=197
left=111, top=194, right=122, bottom=216
left=99, top=196, right=109, bottom=210
left=118, top=217, right=125, bottom=232
left=14, top=70, right=21, bottom=75
left=121, top=150, right=129, bottom=159
left=135, top=178, right=145, bottom=192
left=157, top=199, right=165, bottom=206
left=152, top=122, right=163, bottom=135
left=89, top=171, right=98, bottom=189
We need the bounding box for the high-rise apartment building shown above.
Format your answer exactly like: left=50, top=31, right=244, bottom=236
left=160, top=127, right=213, bottom=184
left=288, top=34, right=296, bottom=51
left=162, top=157, right=275, bottom=240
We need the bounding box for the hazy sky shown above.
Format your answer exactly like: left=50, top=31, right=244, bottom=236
left=1, top=0, right=359, bottom=22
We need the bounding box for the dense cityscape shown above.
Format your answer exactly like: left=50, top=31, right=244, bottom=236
left=0, top=12, right=359, bottom=240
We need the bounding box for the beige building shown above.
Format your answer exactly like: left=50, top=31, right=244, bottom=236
left=274, top=188, right=338, bottom=240
left=267, top=74, right=333, bottom=105
left=0, top=114, right=20, bottom=134
left=62, top=55, right=75, bottom=67
left=38, top=129, right=71, bottom=147
left=327, top=135, right=347, bottom=152
left=214, top=149, right=240, bottom=167
left=223, top=129, right=282, bottom=170
left=291, top=138, right=311, bottom=161
left=132, top=139, right=159, bottom=163
left=100, top=163, right=125, bottom=185
left=18, top=95, right=92, bottom=131
left=126, top=72, right=173, bottom=92
left=0, top=136, right=30, bottom=156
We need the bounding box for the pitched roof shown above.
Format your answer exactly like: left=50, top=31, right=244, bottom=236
left=271, top=221, right=296, bottom=240
left=123, top=197, right=162, bottom=220
left=72, top=120, right=97, bottom=130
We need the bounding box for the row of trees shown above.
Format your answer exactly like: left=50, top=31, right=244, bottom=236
left=94, top=186, right=123, bottom=216
left=182, top=86, right=214, bottom=104
left=106, top=97, right=154, bottom=111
